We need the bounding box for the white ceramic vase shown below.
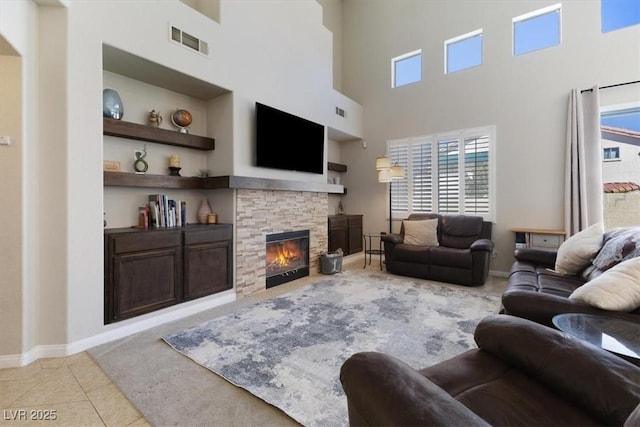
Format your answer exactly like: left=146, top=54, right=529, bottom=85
left=197, top=199, right=212, bottom=224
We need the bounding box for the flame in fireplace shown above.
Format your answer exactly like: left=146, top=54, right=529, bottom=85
left=267, top=241, right=302, bottom=271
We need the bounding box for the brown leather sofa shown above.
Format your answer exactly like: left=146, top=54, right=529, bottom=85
left=340, top=315, right=640, bottom=426
left=502, top=229, right=640, bottom=328
left=381, top=214, right=493, bottom=286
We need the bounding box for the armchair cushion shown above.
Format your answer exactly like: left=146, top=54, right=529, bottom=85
left=340, top=352, right=490, bottom=427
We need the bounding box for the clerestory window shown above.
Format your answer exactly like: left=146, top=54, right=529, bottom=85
left=445, top=29, right=483, bottom=74
left=513, top=4, right=562, bottom=56
left=391, top=50, right=422, bottom=88
left=601, top=0, right=640, bottom=33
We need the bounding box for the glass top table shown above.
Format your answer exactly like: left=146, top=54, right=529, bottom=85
left=553, top=313, right=640, bottom=361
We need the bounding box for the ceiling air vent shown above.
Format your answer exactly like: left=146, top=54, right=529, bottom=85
left=335, top=107, right=346, bottom=118
left=170, top=25, right=209, bottom=56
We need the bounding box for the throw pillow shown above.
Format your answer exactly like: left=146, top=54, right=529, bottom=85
left=592, top=226, right=640, bottom=271
left=403, top=219, right=439, bottom=246
left=569, top=257, right=640, bottom=311
left=554, top=222, right=604, bottom=275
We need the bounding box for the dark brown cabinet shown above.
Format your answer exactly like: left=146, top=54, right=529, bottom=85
left=328, top=215, right=363, bottom=255
left=104, top=224, right=232, bottom=324
left=183, top=227, right=233, bottom=300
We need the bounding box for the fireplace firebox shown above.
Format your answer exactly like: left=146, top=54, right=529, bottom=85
left=266, top=230, right=310, bottom=288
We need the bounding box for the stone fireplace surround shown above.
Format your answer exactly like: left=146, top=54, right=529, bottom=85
left=235, top=189, right=329, bottom=296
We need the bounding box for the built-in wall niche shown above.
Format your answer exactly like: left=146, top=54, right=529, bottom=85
left=179, top=0, right=220, bottom=23
left=102, top=44, right=232, bottom=228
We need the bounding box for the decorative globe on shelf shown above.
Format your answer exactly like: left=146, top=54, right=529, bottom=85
left=171, top=109, right=192, bottom=133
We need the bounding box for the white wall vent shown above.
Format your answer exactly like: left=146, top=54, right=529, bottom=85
left=335, top=107, right=346, bottom=118
left=170, top=25, right=209, bottom=56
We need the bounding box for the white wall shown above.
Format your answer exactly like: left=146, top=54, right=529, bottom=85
left=0, top=0, right=39, bottom=360
left=0, top=0, right=362, bottom=364
left=339, top=0, right=640, bottom=272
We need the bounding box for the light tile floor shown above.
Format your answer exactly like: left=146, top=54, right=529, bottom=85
left=0, top=352, right=148, bottom=426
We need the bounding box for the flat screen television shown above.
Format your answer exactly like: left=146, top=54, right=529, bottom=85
left=255, top=102, right=325, bottom=174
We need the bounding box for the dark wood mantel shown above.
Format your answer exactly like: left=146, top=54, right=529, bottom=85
left=103, top=172, right=344, bottom=194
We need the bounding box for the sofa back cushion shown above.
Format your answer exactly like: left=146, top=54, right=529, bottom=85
left=440, top=215, right=485, bottom=249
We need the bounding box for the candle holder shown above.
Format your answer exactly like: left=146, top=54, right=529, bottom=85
left=169, top=166, right=182, bottom=176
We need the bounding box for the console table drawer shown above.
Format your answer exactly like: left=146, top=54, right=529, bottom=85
left=530, top=233, right=563, bottom=249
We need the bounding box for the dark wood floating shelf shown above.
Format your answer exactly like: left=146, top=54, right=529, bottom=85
left=104, top=172, right=345, bottom=194
left=328, top=162, right=347, bottom=172
left=103, top=117, right=215, bottom=150
left=104, top=171, right=201, bottom=189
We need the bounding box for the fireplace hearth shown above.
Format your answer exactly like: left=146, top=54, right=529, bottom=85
left=266, top=230, right=310, bottom=288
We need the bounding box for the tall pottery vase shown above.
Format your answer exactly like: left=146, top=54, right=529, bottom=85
left=197, top=199, right=212, bottom=224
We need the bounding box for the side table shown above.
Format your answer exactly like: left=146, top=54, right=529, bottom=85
left=511, top=228, right=565, bottom=251
left=363, top=232, right=384, bottom=270
left=553, top=313, right=640, bottom=366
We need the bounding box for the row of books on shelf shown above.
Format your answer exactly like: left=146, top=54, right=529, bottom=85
left=138, top=194, right=187, bottom=229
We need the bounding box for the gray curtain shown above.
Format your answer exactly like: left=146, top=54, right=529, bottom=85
left=564, top=87, right=603, bottom=236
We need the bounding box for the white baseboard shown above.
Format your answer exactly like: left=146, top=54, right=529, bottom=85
left=0, top=291, right=236, bottom=368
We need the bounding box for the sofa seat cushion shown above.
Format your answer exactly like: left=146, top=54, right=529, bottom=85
left=392, top=244, right=430, bottom=264
left=510, top=260, right=586, bottom=294
left=537, top=272, right=585, bottom=298
left=429, top=247, right=472, bottom=269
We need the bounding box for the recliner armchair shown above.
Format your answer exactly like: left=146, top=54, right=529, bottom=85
left=381, top=213, right=493, bottom=286
left=340, top=315, right=640, bottom=426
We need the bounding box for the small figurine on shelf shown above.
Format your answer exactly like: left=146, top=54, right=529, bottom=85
left=168, top=154, right=181, bottom=176
left=133, top=145, right=148, bottom=174
left=148, top=109, right=163, bottom=128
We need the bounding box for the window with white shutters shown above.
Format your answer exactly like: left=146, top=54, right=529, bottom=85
left=464, top=136, right=490, bottom=214
left=411, top=139, right=433, bottom=213
left=387, top=126, right=495, bottom=222
left=437, top=138, right=460, bottom=213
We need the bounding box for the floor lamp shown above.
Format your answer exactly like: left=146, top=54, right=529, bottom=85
left=376, top=156, right=405, bottom=234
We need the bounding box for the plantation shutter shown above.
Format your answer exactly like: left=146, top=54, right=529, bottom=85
left=389, top=144, right=409, bottom=214
left=464, top=135, right=490, bottom=214
left=387, top=126, right=494, bottom=221
left=411, top=138, right=433, bottom=212
left=437, top=138, right=459, bottom=213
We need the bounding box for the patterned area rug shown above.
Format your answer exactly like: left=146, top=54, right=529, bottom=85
left=163, top=272, right=501, bottom=427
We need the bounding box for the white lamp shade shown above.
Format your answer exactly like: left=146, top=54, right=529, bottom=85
left=391, top=165, right=405, bottom=178
left=378, top=169, right=392, bottom=182
left=375, top=156, right=391, bottom=170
